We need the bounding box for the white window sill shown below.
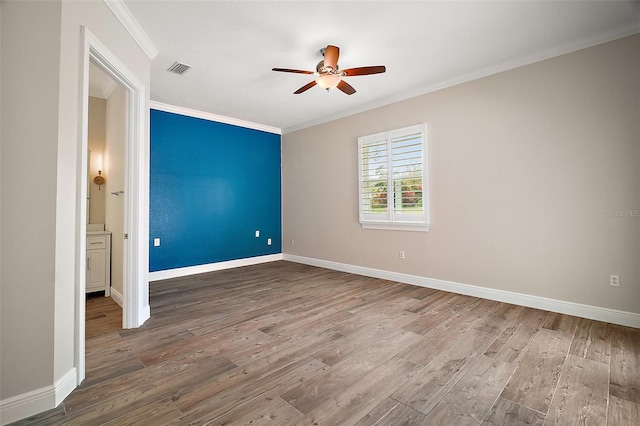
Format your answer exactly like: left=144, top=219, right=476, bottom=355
left=360, top=222, right=429, bottom=232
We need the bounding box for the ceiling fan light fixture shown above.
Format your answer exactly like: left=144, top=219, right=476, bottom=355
left=273, top=44, right=386, bottom=95
left=316, top=73, right=341, bottom=90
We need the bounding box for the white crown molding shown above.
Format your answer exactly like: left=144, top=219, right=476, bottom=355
left=283, top=254, right=640, bottom=329
left=89, top=78, right=118, bottom=100
left=0, top=368, right=76, bottom=425
left=88, top=86, right=103, bottom=99
left=283, top=27, right=640, bottom=134
left=103, top=0, right=159, bottom=60
left=101, top=79, right=118, bottom=99
left=148, top=254, right=284, bottom=282
left=150, top=101, right=282, bottom=135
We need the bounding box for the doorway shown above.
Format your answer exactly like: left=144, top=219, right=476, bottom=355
left=77, top=27, right=150, bottom=385
left=88, top=62, right=127, bottom=307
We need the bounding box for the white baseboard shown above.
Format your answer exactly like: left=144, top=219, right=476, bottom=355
left=0, top=368, right=76, bottom=425
left=110, top=286, right=150, bottom=329
left=110, top=287, right=124, bottom=307
left=140, top=303, right=151, bottom=325
left=148, top=254, right=284, bottom=282
left=283, top=254, right=640, bottom=329
left=54, top=369, right=77, bottom=406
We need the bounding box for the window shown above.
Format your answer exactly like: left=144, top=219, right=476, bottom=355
left=358, top=123, right=429, bottom=231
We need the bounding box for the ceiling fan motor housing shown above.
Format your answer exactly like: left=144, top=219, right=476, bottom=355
left=316, top=60, right=339, bottom=75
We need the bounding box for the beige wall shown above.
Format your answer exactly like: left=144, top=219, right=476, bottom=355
left=88, top=96, right=106, bottom=224
left=1, top=0, right=150, bottom=411
left=1, top=0, right=61, bottom=398
left=283, top=34, right=640, bottom=315
left=105, top=85, right=127, bottom=296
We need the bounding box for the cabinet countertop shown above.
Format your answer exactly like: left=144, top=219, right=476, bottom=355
left=87, top=230, right=112, bottom=236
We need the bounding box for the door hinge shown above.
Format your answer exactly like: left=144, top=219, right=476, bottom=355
left=124, top=233, right=128, bottom=240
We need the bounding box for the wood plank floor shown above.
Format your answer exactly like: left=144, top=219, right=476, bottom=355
left=12, top=261, right=640, bottom=425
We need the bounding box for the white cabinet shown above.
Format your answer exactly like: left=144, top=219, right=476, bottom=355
left=86, top=232, right=111, bottom=295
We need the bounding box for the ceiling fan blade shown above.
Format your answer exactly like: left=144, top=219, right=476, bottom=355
left=272, top=68, right=314, bottom=74
left=324, top=45, right=340, bottom=70
left=294, top=80, right=317, bottom=94
left=341, top=65, right=386, bottom=76
left=337, top=80, right=356, bottom=95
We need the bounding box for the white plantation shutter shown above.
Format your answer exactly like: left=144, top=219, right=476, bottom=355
left=359, top=133, right=389, bottom=219
left=358, top=124, right=429, bottom=231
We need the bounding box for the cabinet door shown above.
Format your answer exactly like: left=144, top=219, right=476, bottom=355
left=87, top=249, right=106, bottom=292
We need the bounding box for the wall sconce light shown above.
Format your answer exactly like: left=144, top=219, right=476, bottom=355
left=93, top=154, right=105, bottom=190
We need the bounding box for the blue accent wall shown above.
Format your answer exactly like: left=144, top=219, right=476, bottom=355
left=149, top=109, right=281, bottom=272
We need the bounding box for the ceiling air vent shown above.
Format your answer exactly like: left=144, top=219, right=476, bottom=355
left=167, top=61, right=191, bottom=75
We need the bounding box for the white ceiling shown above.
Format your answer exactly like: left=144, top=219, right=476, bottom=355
left=123, top=1, right=640, bottom=133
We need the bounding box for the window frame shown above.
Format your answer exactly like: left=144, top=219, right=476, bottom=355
left=358, top=123, right=429, bottom=232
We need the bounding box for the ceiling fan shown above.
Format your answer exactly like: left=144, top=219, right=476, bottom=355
left=272, top=45, right=386, bottom=95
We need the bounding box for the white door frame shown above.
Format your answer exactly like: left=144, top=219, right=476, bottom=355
left=76, top=27, right=150, bottom=384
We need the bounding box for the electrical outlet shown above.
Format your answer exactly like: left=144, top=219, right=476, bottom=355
left=399, top=251, right=405, bottom=260
left=610, top=274, right=619, bottom=287
left=153, top=238, right=160, bottom=247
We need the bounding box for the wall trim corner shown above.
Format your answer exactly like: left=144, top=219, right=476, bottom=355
left=110, top=287, right=124, bottom=307
left=0, top=368, right=77, bottom=425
